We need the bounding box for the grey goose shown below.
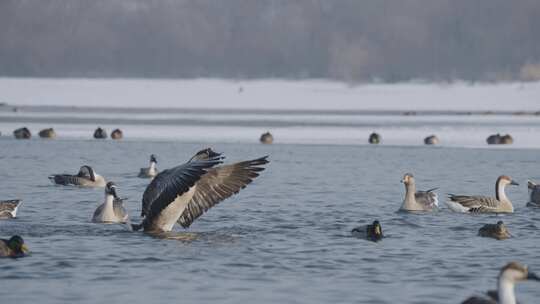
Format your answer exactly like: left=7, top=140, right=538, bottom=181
left=446, top=176, right=518, bottom=213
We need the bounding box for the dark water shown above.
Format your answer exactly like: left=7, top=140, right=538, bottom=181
left=1, top=138, right=539, bottom=303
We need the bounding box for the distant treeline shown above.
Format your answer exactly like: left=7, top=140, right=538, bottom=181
left=1, top=0, right=540, bottom=82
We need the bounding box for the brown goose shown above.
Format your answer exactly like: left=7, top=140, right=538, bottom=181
left=132, top=148, right=269, bottom=233
left=446, top=176, right=518, bottom=213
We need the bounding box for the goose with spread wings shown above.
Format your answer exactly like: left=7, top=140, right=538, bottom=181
left=132, top=148, right=269, bottom=233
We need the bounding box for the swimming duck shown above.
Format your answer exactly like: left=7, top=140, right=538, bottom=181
left=446, top=175, right=518, bottom=213
left=0, top=199, right=21, bottom=219
left=38, top=128, right=56, bottom=138
left=49, top=165, right=107, bottom=187
left=131, top=148, right=269, bottom=233
left=424, top=135, right=440, bottom=145
left=368, top=132, right=381, bottom=144
left=93, top=127, right=107, bottom=139
left=461, top=262, right=540, bottom=304
left=92, top=182, right=128, bottom=223
left=111, top=129, right=123, bottom=140
left=13, top=127, right=31, bottom=139
left=486, top=134, right=513, bottom=145
left=0, top=236, right=28, bottom=258
left=138, top=154, right=158, bottom=178
left=526, top=180, right=540, bottom=207
left=479, top=221, right=511, bottom=240
left=351, top=220, right=383, bottom=242
left=400, top=173, right=438, bottom=211
left=260, top=132, right=273, bottom=144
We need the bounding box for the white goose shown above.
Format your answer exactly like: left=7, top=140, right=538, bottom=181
left=138, top=154, right=158, bottom=178
left=461, top=262, right=540, bottom=304
left=92, top=182, right=128, bottom=224
left=446, top=175, right=518, bottom=213
left=131, top=148, right=269, bottom=233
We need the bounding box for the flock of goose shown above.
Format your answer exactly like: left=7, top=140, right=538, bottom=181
left=1, top=143, right=540, bottom=303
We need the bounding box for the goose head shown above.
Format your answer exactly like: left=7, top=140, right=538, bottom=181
left=150, top=154, right=158, bottom=164
left=7, top=235, right=28, bottom=257
left=497, top=175, right=519, bottom=187
left=401, top=173, right=415, bottom=187
left=499, top=262, right=540, bottom=284
left=105, top=182, right=119, bottom=200
left=78, top=165, right=96, bottom=181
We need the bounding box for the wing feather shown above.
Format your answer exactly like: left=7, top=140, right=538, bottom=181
left=448, top=194, right=500, bottom=208
left=141, top=157, right=223, bottom=221
left=177, top=156, right=269, bottom=228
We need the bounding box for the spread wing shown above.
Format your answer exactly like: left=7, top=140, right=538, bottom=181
left=177, top=156, right=269, bottom=228
left=141, top=157, right=223, bottom=220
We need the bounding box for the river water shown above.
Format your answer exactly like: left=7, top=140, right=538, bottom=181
left=1, top=132, right=539, bottom=303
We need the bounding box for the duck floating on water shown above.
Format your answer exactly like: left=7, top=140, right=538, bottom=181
left=424, top=135, right=440, bottom=145
left=38, top=128, right=56, bottom=139
left=49, top=165, right=107, bottom=187
left=0, top=199, right=21, bottom=219
left=0, top=236, right=28, bottom=258
left=111, top=129, right=123, bottom=140
left=260, top=132, right=273, bottom=144
left=487, top=134, right=513, bottom=145
left=351, top=220, right=383, bottom=242
left=446, top=175, right=518, bottom=213
left=479, top=221, right=511, bottom=240
left=461, top=262, right=540, bottom=304
left=93, top=127, right=107, bottom=139
left=368, top=132, right=381, bottom=144
left=131, top=148, right=269, bottom=233
left=92, top=182, right=128, bottom=224
left=13, top=127, right=31, bottom=139
left=527, top=180, right=540, bottom=207
left=138, top=154, right=158, bottom=178
left=400, top=173, right=438, bottom=212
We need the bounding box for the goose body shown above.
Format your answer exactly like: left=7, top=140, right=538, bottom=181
left=92, top=182, right=128, bottom=223
left=132, top=148, right=269, bottom=233
left=0, top=236, right=28, bottom=258
left=446, top=175, right=518, bottom=213
left=138, top=155, right=158, bottom=178
left=461, top=262, right=540, bottom=304
left=351, top=220, right=383, bottom=242
left=478, top=221, right=511, bottom=240
left=527, top=180, right=540, bottom=207
left=49, top=165, right=106, bottom=187
left=400, top=173, right=438, bottom=211
left=0, top=200, right=21, bottom=219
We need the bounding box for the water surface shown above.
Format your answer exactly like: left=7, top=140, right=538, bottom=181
left=1, top=139, right=539, bottom=303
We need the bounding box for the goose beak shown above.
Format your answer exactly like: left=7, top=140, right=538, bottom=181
left=528, top=271, right=540, bottom=281
left=510, top=180, right=519, bottom=186
left=21, top=244, right=29, bottom=254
